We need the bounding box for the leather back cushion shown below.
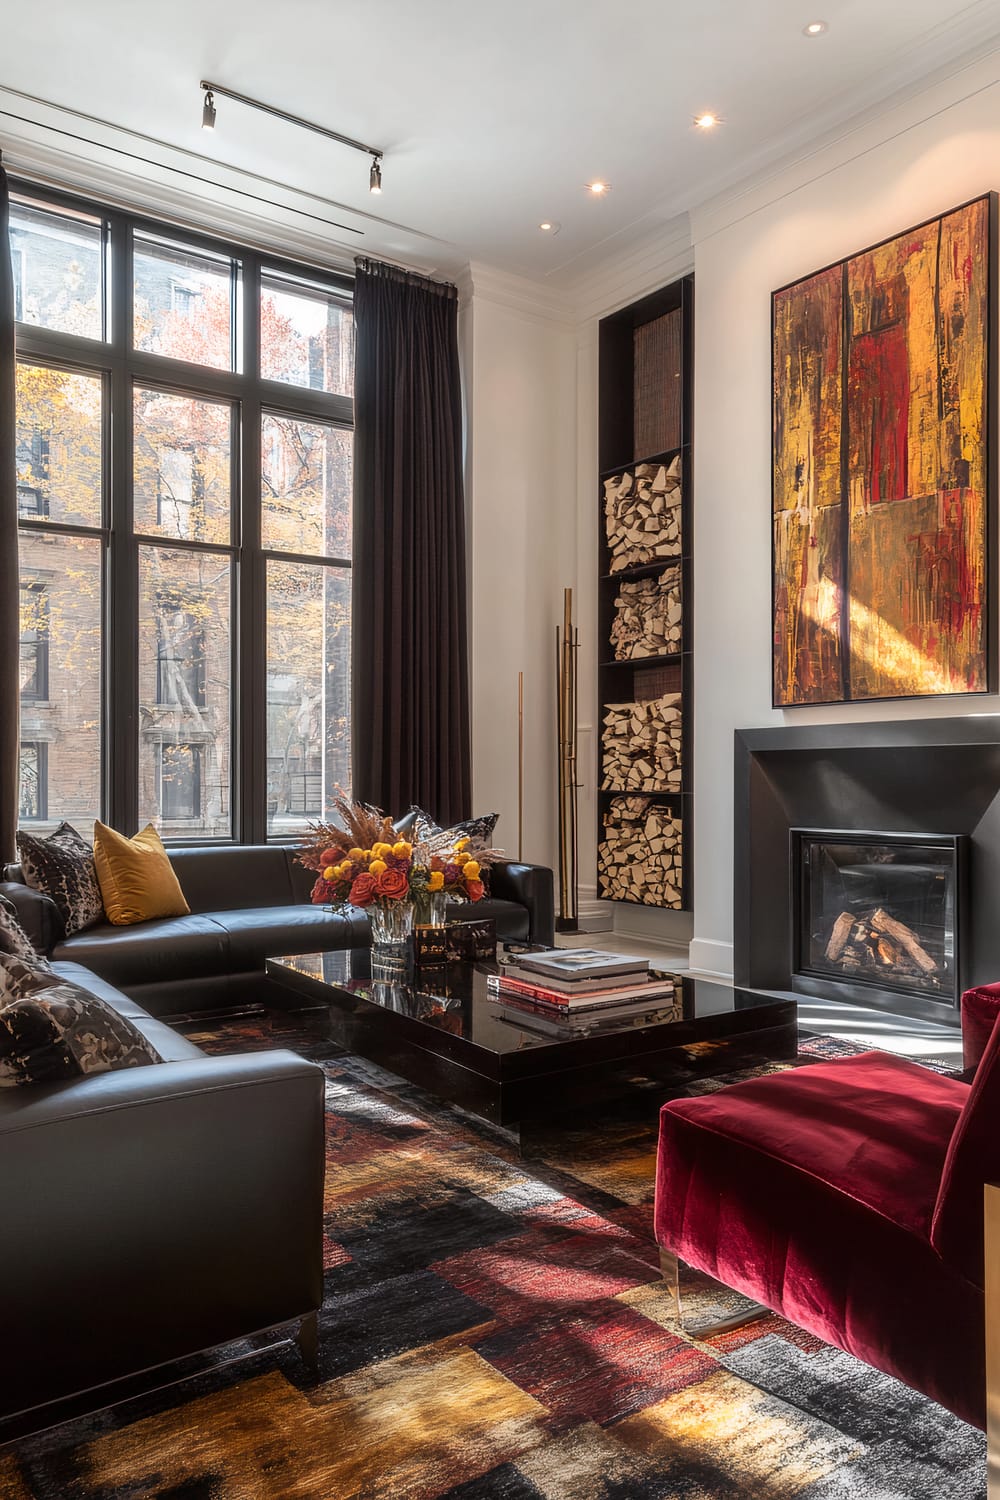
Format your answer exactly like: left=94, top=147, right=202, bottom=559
left=931, top=1011, right=1000, bottom=1285
left=167, top=846, right=296, bottom=913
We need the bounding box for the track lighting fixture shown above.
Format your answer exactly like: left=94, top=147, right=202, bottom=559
left=199, top=80, right=384, bottom=194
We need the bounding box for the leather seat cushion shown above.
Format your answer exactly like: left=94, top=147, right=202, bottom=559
left=168, top=846, right=296, bottom=914
left=52, top=915, right=231, bottom=987
left=207, top=906, right=370, bottom=968
left=452, top=898, right=529, bottom=943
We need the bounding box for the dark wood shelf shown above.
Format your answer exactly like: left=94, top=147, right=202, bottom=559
left=599, top=651, right=684, bottom=669
left=600, top=558, right=683, bottom=583
left=599, top=442, right=689, bottom=481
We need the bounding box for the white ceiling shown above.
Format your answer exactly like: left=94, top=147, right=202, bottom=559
left=2, top=0, right=999, bottom=287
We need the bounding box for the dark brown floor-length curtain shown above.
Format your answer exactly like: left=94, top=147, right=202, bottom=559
left=352, top=258, right=471, bottom=824
left=0, top=159, right=19, bottom=862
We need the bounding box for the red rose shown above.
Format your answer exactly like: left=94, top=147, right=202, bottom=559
left=320, top=847, right=340, bottom=866
left=311, top=876, right=331, bottom=905
left=466, top=879, right=485, bottom=903
left=376, top=866, right=409, bottom=900
left=349, top=873, right=378, bottom=906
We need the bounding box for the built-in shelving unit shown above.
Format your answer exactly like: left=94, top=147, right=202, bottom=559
left=596, top=274, right=693, bottom=910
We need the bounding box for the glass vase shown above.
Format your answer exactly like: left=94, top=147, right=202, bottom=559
left=413, top=890, right=448, bottom=928
left=369, top=900, right=414, bottom=964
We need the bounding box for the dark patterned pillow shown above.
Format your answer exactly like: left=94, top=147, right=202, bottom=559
left=0, top=978, right=162, bottom=1089
left=0, top=952, right=54, bottom=1003
left=0, top=895, right=44, bottom=963
left=15, top=822, right=104, bottom=936
left=409, top=806, right=500, bottom=845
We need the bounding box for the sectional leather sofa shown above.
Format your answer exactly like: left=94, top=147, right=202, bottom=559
left=0, top=842, right=555, bottom=1016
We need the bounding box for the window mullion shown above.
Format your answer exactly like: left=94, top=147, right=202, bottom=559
left=238, top=249, right=265, bottom=844
left=107, top=210, right=138, bottom=834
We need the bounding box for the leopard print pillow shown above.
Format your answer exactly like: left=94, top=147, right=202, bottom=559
left=15, top=822, right=104, bottom=937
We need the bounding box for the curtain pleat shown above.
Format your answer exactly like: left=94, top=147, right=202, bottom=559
left=351, top=258, right=471, bottom=824
left=0, top=162, right=19, bottom=861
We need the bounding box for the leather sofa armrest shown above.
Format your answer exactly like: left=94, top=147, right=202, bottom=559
left=0, top=1051, right=326, bottom=1420
left=490, top=861, right=555, bottom=946
left=0, top=879, right=64, bottom=954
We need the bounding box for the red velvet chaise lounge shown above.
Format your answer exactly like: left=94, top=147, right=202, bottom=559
left=654, top=985, right=1000, bottom=1429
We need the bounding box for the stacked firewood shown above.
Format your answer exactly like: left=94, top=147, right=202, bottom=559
left=824, top=906, right=941, bottom=986
left=599, top=797, right=683, bottom=907
left=604, top=456, right=682, bottom=572
left=610, top=565, right=682, bottom=660
left=602, top=692, right=681, bottom=792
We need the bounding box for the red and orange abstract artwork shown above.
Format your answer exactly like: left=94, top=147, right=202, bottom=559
left=772, top=196, right=993, bottom=705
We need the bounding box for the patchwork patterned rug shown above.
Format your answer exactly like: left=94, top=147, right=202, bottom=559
left=0, top=1013, right=984, bottom=1499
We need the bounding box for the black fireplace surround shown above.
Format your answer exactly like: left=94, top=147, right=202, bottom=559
left=735, top=717, right=1000, bottom=1021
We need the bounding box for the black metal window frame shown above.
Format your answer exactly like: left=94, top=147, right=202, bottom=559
left=11, top=178, right=354, bottom=843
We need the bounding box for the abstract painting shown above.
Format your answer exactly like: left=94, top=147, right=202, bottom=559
left=773, top=195, right=994, bottom=706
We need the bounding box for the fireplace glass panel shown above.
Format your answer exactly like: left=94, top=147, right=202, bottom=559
left=796, top=833, right=960, bottom=1003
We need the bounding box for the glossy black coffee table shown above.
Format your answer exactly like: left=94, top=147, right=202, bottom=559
left=267, top=948, right=797, bottom=1140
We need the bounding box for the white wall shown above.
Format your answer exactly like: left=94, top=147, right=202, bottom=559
left=462, top=270, right=578, bottom=876
left=689, top=50, right=1000, bottom=977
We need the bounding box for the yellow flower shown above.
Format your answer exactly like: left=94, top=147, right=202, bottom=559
left=454, top=836, right=470, bottom=853
left=427, top=870, right=445, bottom=892
left=369, top=859, right=388, bottom=876
left=372, top=841, right=393, bottom=858
left=323, top=865, right=337, bottom=881
left=361, top=849, right=372, bottom=861
left=392, top=840, right=413, bottom=859
left=463, top=860, right=481, bottom=880
left=348, top=847, right=364, bottom=862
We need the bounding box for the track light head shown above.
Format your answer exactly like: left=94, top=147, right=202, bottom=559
left=202, top=88, right=216, bottom=131
left=370, top=156, right=382, bottom=194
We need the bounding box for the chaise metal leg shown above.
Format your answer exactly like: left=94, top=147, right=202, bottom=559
left=659, top=1246, right=769, bottom=1339
left=295, top=1310, right=320, bottom=1381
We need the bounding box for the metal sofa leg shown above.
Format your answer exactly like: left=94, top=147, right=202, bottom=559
left=659, top=1246, right=769, bottom=1339
left=295, top=1310, right=320, bottom=1380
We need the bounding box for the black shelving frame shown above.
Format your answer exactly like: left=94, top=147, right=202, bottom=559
left=596, top=274, right=693, bottom=910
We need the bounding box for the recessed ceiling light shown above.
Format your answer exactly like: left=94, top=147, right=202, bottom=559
left=694, top=112, right=722, bottom=130
left=539, top=221, right=561, bottom=233
left=586, top=181, right=611, bottom=195
left=803, top=19, right=828, bottom=35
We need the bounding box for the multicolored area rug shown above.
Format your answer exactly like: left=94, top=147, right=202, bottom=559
left=0, top=1014, right=985, bottom=1499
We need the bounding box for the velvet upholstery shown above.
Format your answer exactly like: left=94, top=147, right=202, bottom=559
left=655, top=1050, right=986, bottom=1428
left=932, top=1006, right=1000, bottom=1285
left=960, top=983, right=1000, bottom=1071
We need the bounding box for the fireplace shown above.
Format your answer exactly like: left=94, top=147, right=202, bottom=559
left=735, top=718, right=1000, bottom=1022
left=793, top=830, right=966, bottom=1008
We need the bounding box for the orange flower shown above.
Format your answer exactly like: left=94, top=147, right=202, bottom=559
left=376, top=866, right=409, bottom=900
left=349, top=873, right=378, bottom=906
left=466, top=879, right=485, bottom=902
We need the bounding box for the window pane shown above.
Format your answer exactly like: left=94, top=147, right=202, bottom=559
left=260, top=269, right=353, bottom=394
left=133, top=388, right=231, bottom=543
left=267, top=561, right=350, bottom=836
left=261, top=413, right=352, bottom=558
left=133, top=231, right=235, bottom=371
left=18, top=532, right=103, bottom=834
left=138, top=547, right=231, bottom=837
left=9, top=198, right=104, bottom=340
left=16, top=364, right=103, bottom=528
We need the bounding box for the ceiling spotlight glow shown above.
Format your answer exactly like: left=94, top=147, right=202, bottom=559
left=803, top=19, right=828, bottom=34
left=201, top=88, right=216, bottom=131
left=587, top=181, right=611, bottom=195
left=694, top=112, right=721, bottom=129
left=539, top=221, right=561, bottom=233
left=370, top=157, right=382, bottom=194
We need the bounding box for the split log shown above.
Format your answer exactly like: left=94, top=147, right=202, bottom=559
left=604, top=455, right=682, bottom=571
left=610, top=565, right=682, bottom=661
left=870, top=908, right=938, bottom=973
left=602, top=692, right=682, bottom=792
left=825, top=911, right=854, bottom=962
left=598, top=796, right=683, bottom=908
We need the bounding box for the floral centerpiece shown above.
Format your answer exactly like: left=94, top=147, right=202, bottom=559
left=296, top=796, right=502, bottom=948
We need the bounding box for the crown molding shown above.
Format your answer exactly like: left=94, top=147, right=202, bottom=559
left=562, top=214, right=694, bottom=324
left=462, top=261, right=576, bottom=326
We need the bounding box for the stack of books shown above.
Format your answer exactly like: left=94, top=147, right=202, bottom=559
left=487, top=947, right=678, bottom=1018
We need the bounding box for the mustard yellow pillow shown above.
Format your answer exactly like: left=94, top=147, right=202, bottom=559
left=92, top=822, right=190, bottom=926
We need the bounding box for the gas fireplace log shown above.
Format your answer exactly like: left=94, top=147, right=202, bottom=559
left=825, top=911, right=855, bottom=963
left=869, top=908, right=938, bottom=974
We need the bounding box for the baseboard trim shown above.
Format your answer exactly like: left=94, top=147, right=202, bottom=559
left=687, top=938, right=734, bottom=981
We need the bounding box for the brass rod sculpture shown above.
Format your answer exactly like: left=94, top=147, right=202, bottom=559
left=517, top=671, right=524, bottom=863
left=556, top=587, right=579, bottom=931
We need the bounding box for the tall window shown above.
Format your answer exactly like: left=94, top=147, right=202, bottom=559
left=10, top=187, right=353, bottom=841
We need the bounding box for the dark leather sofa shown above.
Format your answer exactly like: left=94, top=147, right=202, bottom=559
left=0, top=959, right=326, bottom=1427
left=1, top=843, right=555, bottom=1017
